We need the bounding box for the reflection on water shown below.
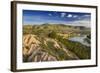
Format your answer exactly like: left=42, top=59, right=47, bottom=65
left=69, top=35, right=90, bottom=47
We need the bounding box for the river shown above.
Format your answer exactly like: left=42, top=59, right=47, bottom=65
left=68, top=35, right=90, bottom=47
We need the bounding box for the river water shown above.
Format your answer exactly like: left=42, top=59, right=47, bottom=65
left=68, top=35, right=90, bottom=47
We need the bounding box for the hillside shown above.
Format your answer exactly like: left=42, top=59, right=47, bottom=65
left=23, top=24, right=91, bottom=62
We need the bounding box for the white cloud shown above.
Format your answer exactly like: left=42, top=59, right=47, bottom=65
left=67, top=14, right=73, bottom=18
left=83, top=14, right=91, bottom=17
left=61, top=13, right=66, bottom=18
left=48, top=14, right=52, bottom=16
left=73, top=15, right=78, bottom=18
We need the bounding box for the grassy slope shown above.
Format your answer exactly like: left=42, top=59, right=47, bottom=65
left=23, top=24, right=91, bottom=62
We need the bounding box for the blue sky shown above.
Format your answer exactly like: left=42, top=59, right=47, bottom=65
left=23, top=10, right=91, bottom=27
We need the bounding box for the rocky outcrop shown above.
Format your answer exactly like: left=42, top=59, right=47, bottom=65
left=23, top=34, right=79, bottom=62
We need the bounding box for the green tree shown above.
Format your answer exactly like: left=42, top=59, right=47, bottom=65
left=48, top=31, right=57, bottom=39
